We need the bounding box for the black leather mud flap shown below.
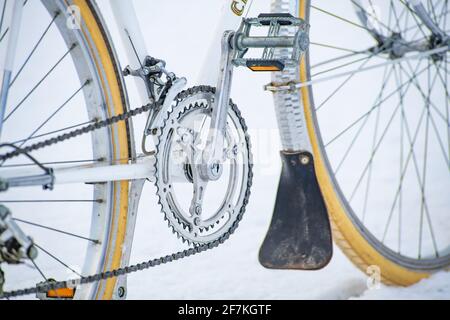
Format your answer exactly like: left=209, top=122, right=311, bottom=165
left=259, top=151, right=333, bottom=270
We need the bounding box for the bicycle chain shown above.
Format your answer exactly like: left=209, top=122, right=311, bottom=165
left=0, top=86, right=253, bottom=299
left=0, top=102, right=156, bottom=162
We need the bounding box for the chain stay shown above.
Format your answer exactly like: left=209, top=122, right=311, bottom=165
left=0, top=225, right=231, bottom=299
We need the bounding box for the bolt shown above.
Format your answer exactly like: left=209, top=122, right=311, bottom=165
left=195, top=206, right=202, bottom=215
left=194, top=217, right=201, bottom=226
left=300, top=154, right=310, bottom=166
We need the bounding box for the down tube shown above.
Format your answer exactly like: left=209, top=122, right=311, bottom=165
left=109, top=0, right=150, bottom=104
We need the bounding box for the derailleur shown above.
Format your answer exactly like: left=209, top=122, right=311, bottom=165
left=123, top=56, right=187, bottom=154
left=0, top=205, right=38, bottom=294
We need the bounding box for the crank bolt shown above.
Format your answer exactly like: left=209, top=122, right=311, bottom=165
left=300, top=154, right=310, bottom=166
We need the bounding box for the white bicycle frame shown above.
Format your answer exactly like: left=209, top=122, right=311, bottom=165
left=0, top=0, right=446, bottom=188
left=0, top=0, right=253, bottom=188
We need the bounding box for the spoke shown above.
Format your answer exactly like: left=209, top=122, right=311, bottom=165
left=310, top=42, right=367, bottom=54
left=326, top=63, right=428, bottom=147
left=390, top=0, right=400, bottom=32
left=382, top=106, right=427, bottom=243
left=30, top=259, right=47, bottom=281
left=361, top=87, right=383, bottom=222
left=446, top=59, right=450, bottom=166
left=4, top=44, right=76, bottom=122
left=10, top=120, right=95, bottom=145
left=0, top=0, right=28, bottom=43
left=14, top=218, right=100, bottom=244
left=274, top=46, right=449, bottom=91
left=400, top=9, right=449, bottom=34
left=332, top=66, right=395, bottom=175
left=17, top=80, right=89, bottom=149
left=34, top=243, right=82, bottom=277
left=400, top=60, right=449, bottom=127
left=9, top=12, right=59, bottom=88
left=312, top=54, right=375, bottom=78
left=311, top=50, right=372, bottom=70
left=395, top=64, right=405, bottom=254
left=316, top=56, right=375, bottom=111
left=418, top=61, right=432, bottom=259
left=348, top=95, right=403, bottom=203
left=382, top=63, right=440, bottom=256
left=347, top=62, right=425, bottom=202
left=0, top=0, right=7, bottom=35
left=311, top=5, right=371, bottom=32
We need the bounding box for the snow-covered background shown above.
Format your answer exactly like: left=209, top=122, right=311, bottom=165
left=0, top=0, right=448, bottom=299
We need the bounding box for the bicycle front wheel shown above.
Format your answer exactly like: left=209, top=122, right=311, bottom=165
left=0, top=0, right=133, bottom=299
left=272, top=0, right=450, bottom=285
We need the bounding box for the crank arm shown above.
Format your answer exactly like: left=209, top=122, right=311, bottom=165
left=204, top=31, right=236, bottom=168
left=176, top=127, right=208, bottom=225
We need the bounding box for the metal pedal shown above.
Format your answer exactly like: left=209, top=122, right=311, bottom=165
left=246, top=59, right=285, bottom=72
left=232, top=13, right=309, bottom=72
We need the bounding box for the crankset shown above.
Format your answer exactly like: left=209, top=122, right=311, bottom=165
left=124, top=13, right=310, bottom=246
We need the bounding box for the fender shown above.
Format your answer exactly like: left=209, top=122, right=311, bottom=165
left=259, top=151, right=333, bottom=270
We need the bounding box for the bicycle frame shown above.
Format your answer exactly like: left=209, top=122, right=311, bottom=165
left=0, top=0, right=446, bottom=189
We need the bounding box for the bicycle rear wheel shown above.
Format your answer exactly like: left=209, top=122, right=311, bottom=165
left=272, top=0, right=449, bottom=285
left=0, top=0, right=133, bottom=299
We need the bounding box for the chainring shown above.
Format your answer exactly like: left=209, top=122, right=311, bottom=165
left=154, top=86, right=253, bottom=245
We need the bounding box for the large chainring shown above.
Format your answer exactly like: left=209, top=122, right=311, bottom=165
left=154, top=86, right=253, bottom=245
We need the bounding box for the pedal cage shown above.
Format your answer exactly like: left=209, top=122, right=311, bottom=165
left=232, top=13, right=310, bottom=72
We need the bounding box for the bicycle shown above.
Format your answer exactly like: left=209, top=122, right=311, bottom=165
left=0, top=0, right=448, bottom=299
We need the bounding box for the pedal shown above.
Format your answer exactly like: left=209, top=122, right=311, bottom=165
left=254, top=13, right=301, bottom=26
left=232, top=13, right=310, bottom=72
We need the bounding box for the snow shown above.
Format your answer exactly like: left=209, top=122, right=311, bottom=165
left=354, top=273, right=450, bottom=300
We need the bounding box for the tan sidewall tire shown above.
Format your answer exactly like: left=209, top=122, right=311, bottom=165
left=297, top=0, right=432, bottom=286
left=74, top=0, right=131, bottom=299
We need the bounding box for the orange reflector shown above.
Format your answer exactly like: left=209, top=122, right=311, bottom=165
left=46, top=287, right=75, bottom=299
left=246, top=60, right=285, bottom=72
left=248, top=65, right=283, bottom=72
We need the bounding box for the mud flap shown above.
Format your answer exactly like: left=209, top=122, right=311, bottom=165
left=259, top=151, right=333, bottom=270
